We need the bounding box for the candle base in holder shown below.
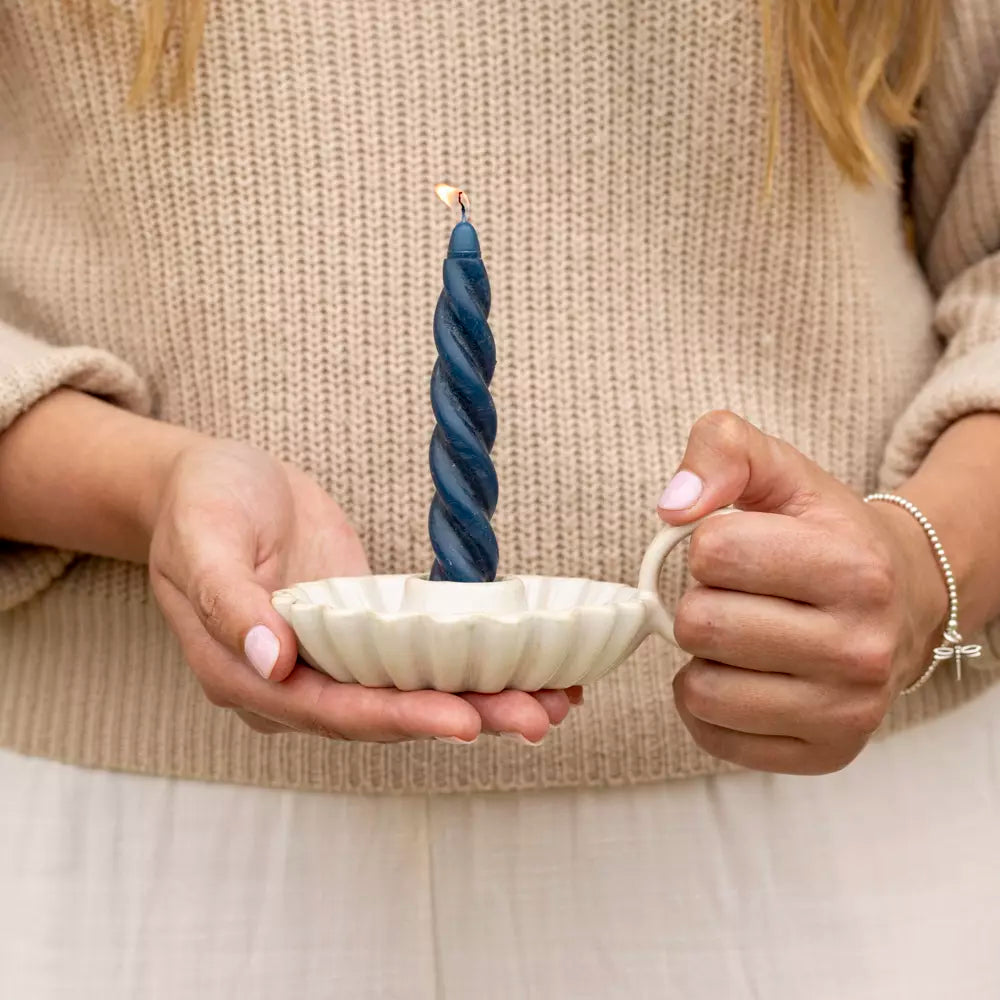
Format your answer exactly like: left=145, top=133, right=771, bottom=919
left=402, top=576, right=527, bottom=616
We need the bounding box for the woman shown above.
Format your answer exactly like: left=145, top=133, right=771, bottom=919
left=1, top=0, right=999, bottom=995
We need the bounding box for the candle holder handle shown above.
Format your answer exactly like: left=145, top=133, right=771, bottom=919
left=638, top=507, right=737, bottom=643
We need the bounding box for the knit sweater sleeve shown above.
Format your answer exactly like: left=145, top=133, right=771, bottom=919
left=879, top=9, right=1000, bottom=484
left=0, top=321, right=150, bottom=610
left=877, top=5, right=1000, bottom=658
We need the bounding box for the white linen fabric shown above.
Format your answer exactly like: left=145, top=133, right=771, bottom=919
left=2, top=686, right=999, bottom=999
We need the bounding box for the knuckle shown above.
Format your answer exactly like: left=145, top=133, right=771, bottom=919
left=672, top=591, right=717, bottom=652
left=302, top=685, right=349, bottom=741
left=673, top=662, right=716, bottom=721
left=687, top=523, right=731, bottom=581
left=852, top=550, right=897, bottom=607
left=191, top=572, right=233, bottom=638
left=834, top=692, right=889, bottom=738
left=191, top=572, right=242, bottom=644
left=842, top=635, right=895, bottom=686
left=693, top=409, right=748, bottom=454
left=785, top=484, right=823, bottom=516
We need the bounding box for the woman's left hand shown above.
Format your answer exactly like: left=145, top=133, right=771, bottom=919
left=658, top=411, right=950, bottom=775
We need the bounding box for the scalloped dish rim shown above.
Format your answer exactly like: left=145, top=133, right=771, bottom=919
left=271, top=574, right=648, bottom=625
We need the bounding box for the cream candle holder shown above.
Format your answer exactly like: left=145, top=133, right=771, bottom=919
left=272, top=511, right=731, bottom=692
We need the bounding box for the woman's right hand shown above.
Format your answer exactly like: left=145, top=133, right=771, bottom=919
left=148, top=437, right=578, bottom=744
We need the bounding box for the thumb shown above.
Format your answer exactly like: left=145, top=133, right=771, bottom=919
left=657, top=410, right=832, bottom=524
left=187, top=561, right=299, bottom=683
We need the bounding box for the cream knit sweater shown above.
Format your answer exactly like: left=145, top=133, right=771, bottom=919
left=1, top=0, right=999, bottom=794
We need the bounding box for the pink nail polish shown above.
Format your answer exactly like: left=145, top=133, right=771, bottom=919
left=244, top=625, right=280, bottom=679
left=658, top=470, right=704, bottom=510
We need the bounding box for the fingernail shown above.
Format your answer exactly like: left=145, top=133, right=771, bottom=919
left=658, top=470, right=704, bottom=511
left=435, top=735, right=478, bottom=744
left=500, top=732, right=545, bottom=747
left=567, top=690, right=585, bottom=706
left=244, top=625, right=280, bottom=679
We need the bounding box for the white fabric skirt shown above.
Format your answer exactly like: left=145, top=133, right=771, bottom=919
left=2, top=686, right=1000, bottom=999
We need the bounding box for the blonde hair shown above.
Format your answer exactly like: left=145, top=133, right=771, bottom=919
left=130, top=0, right=941, bottom=185
left=762, top=0, right=942, bottom=184
left=127, top=0, right=208, bottom=105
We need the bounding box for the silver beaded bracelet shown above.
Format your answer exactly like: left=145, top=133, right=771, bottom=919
left=864, top=493, right=981, bottom=694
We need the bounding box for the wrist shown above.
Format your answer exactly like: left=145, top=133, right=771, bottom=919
left=131, top=419, right=204, bottom=544
left=0, top=389, right=204, bottom=563
left=868, top=500, right=950, bottom=679
left=895, top=414, right=1000, bottom=635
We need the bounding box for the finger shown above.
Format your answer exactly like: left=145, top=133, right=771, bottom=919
left=173, top=557, right=299, bottom=683
left=234, top=709, right=295, bottom=735
left=657, top=410, right=846, bottom=523
left=531, top=689, right=574, bottom=726
left=674, top=659, right=844, bottom=738
left=152, top=571, right=247, bottom=698
left=535, top=691, right=574, bottom=726
left=687, top=511, right=862, bottom=606
left=154, top=510, right=301, bottom=683
left=461, top=690, right=555, bottom=743
left=673, top=695, right=849, bottom=775
left=245, top=664, right=486, bottom=742
left=673, top=585, right=843, bottom=677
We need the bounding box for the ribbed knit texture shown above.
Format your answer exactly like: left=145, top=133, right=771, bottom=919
left=0, top=0, right=999, bottom=794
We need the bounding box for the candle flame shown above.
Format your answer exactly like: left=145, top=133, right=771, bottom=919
left=435, top=183, right=470, bottom=220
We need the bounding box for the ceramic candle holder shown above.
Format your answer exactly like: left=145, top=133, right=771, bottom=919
left=272, top=512, right=728, bottom=692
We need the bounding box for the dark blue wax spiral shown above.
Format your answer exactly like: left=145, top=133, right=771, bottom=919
left=428, top=219, right=498, bottom=582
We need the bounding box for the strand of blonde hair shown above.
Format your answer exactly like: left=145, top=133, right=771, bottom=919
left=128, top=0, right=207, bottom=107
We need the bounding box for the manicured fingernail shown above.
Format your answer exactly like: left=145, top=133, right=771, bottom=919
left=567, top=690, right=585, bottom=706
left=244, top=625, right=280, bottom=679
left=435, top=735, right=478, bottom=744
left=658, top=470, right=704, bottom=510
left=501, top=732, right=545, bottom=747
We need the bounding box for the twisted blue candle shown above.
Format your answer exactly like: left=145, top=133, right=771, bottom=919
left=428, top=200, right=498, bottom=582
